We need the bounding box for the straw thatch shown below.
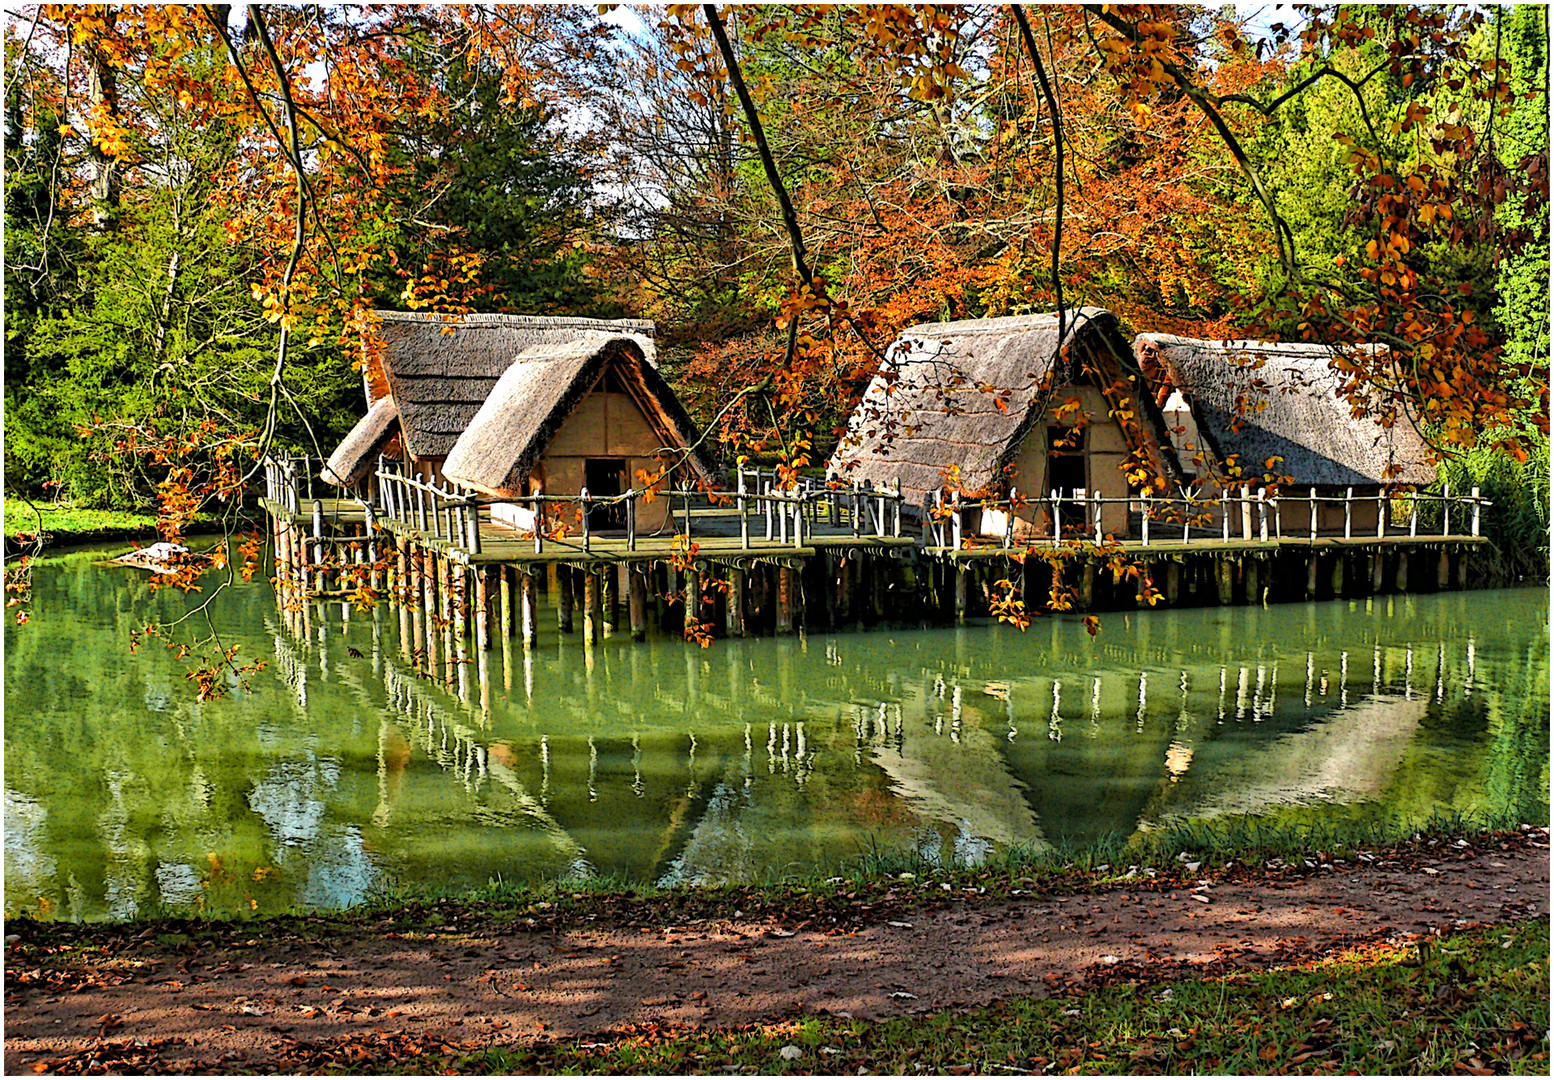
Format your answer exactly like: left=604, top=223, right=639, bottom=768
left=441, top=334, right=721, bottom=497
left=1134, top=334, right=1435, bottom=486
left=321, top=395, right=399, bottom=487
left=371, top=310, right=657, bottom=462
left=828, top=307, right=1183, bottom=503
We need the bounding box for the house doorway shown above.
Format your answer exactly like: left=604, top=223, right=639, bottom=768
left=1046, top=426, right=1088, bottom=536
left=584, top=458, right=628, bottom=530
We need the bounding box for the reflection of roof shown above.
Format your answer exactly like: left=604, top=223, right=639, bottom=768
left=1135, top=334, right=1435, bottom=485
left=828, top=308, right=1182, bottom=503
left=321, top=395, right=398, bottom=486
left=441, top=334, right=721, bottom=496
left=370, top=310, right=657, bottom=462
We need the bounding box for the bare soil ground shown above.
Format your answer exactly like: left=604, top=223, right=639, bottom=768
left=6, top=836, right=1547, bottom=1074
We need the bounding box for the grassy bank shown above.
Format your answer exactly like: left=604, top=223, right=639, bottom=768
left=435, top=919, right=1549, bottom=1076
left=8, top=813, right=1542, bottom=944
left=3, top=501, right=245, bottom=548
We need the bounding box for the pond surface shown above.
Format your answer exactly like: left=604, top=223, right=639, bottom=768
left=5, top=542, right=1548, bottom=920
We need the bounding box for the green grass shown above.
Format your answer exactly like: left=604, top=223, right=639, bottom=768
left=304, top=919, right=1552, bottom=1075
left=2, top=500, right=239, bottom=545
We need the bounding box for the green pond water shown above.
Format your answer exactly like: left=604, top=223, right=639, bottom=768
left=4, top=542, right=1548, bottom=920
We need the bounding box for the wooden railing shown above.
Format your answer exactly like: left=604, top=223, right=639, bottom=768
left=924, top=483, right=1491, bottom=550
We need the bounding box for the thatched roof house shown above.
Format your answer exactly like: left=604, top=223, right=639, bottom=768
left=828, top=309, right=1184, bottom=531
left=442, top=333, right=721, bottom=497
left=1133, top=334, right=1435, bottom=488
left=322, top=311, right=658, bottom=488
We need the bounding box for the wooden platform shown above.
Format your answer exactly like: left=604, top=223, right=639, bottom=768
left=928, top=534, right=1492, bottom=560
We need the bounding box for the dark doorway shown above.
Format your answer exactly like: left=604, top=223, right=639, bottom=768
left=1046, top=426, right=1088, bottom=536
left=585, top=458, right=627, bottom=530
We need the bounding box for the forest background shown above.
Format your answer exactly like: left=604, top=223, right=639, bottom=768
left=4, top=3, right=1549, bottom=576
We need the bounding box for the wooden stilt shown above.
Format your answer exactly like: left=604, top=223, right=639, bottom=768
left=1243, top=558, right=1259, bottom=605
left=422, top=548, right=438, bottom=672
left=1370, top=552, right=1384, bottom=594
left=1453, top=548, right=1468, bottom=590
left=520, top=571, right=538, bottom=648
left=1077, top=562, right=1096, bottom=611
left=396, top=539, right=410, bottom=607
left=1215, top=557, right=1234, bottom=605
left=498, top=566, right=513, bottom=640
left=1164, top=560, right=1181, bottom=606
left=628, top=565, right=648, bottom=642
left=452, top=564, right=469, bottom=664
left=836, top=556, right=852, bottom=622
left=474, top=566, right=491, bottom=651
left=1331, top=554, right=1346, bottom=598
left=1436, top=549, right=1451, bottom=590
left=683, top=566, right=700, bottom=634
left=1394, top=550, right=1409, bottom=593
left=1306, top=554, right=1319, bottom=600
left=727, top=566, right=746, bottom=638
left=776, top=565, right=795, bottom=634
left=583, top=570, right=601, bottom=644
left=954, top=562, right=969, bottom=622
left=603, top=565, right=619, bottom=638
left=557, top=564, right=574, bottom=633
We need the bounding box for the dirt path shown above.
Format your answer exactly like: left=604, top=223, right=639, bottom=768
left=6, top=840, right=1547, bottom=1073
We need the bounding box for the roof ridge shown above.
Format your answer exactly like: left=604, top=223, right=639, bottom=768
left=901, top=306, right=1110, bottom=337
left=373, top=309, right=655, bottom=333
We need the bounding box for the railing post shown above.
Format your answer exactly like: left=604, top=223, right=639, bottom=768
left=1258, top=487, right=1269, bottom=542
left=1004, top=486, right=1016, bottom=548
left=1141, top=492, right=1150, bottom=546
left=1092, top=490, right=1102, bottom=544
left=466, top=498, right=481, bottom=554
left=951, top=491, right=963, bottom=549
left=849, top=482, right=860, bottom=539
left=1409, top=490, right=1418, bottom=537
left=1221, top=491, right=1230, bottom=542
left=627, top=491, right=638, bottom=552
left=1376, top=489, right=1387, bottom=539
left=1441, top=481, right=1451, bottom=536
left=534, top=497, right=544, bottom=555
left=1309, top=486, right=1318, bottom=541
left=892, top=478, right=902, bottom=537
left=1470, top=486, right=1481, bottom=537
left=1182, top=489, right=1192, bottom=543
left=581, top=487, right=591, bottom=553
left=415, top=484, right=428, bottom=533
left=1343, top=485, right=1354, bottom=540
left=1240, top=484, right=1253, bottom=540
left=738, top=467, right=749, bottom=550
left=794, top=492, right=804, bottom=549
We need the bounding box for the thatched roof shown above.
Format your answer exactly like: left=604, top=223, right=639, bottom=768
left=370, top=310, right=657, bottom=462
left=827, top=307, right=1184, bottom=502
left=321, top=395, right=399, bottom=487
left=1134, top=334, right=1436, bottom=486
left=441, top=334, right=721, bottom=497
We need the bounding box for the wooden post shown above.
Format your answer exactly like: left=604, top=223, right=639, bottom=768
left=603, top=565, right=619, bottom=638
left=1306, top=554, right=1319, bottom=600
left=583, top=569, right=602, bottom=644
left=1394, top=551, right=1409, bottom=593
left=1077, top=562, right=1096, bottom=611
left=1243, top=558, right=1259, bottom=605
left=684, top=565, right=700, bottom=633
left=1216, top=557, right=1234, bottom=605
left=422, top=547, right=438, bottom=671
left=498, top=565, right=513, bottom=640
left=1240, top=485, right=1253, bottom=541
left=954, top=562, right=969, bottom=623
left=1455, top=547, right=1468, bottom=589
left=1376, top=491, right=1387, bottom=538
left=557, top=564, right=574, bottom=634
left=738, top=468, right=749, bottom=550
left=1470, top=486, right=1481, bottom=537
left=396, top=539, right=410, bottom=608
left=1331, top=553, right=1346, bottom=598
left=1309, top=486, right=1318, bottom=540
left=628, top=565, right=648, bottom=642
left=775, top=565, right=795, bottom=634
left=1164, top=560, right=1181, bottom=606
left=474, top=565, right=491, bottom=651
left=1343, top=486, right=1354, bottom=539
left=727, top=566, right=746, bottom=638
left=512, top=570, right=534, bottom=649
left=1437, top=548, right=1451, bottom=590
left=1370, top=552, right=1384, bottom=594
left=1442, top=481, right=1451, bottom=536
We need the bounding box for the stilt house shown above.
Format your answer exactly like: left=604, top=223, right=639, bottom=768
left=827, top=308, right=1185, bottom=540
left=322, top=312, right=719, bottom=525
left=1133, top=334, right=1436, bottom=535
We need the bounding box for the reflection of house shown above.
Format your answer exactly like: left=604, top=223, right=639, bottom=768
left=1134, top=335, right=1435, bottom=534
left=323, top=312, right=718, bottom=512
left=827, top=308, right=1184, bottom=539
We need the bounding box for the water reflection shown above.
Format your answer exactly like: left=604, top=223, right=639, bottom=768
left=4, top=543, right=1548, bottom=919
